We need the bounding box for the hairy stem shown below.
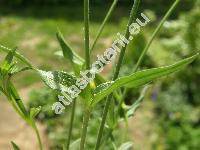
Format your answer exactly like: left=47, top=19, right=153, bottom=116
left=66, top=100, right=76, bottom=150
left=90, top=0, right=118, bottom=52
left=32, top=121, right=43, bottom=150
left=84, top=0, right=90, bottom=69
left=95, top=0, right=141, bottom=149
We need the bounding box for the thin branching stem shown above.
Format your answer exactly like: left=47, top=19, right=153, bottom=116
left=84, top=0, right=90, bottom=70
left=80, top=0, right=90, bottom=149
left=32, top=122, right=43, bottom=150
left=90, top=0, right=119, bottom=52
left=66, top=100, right=76, bottom=150
left=95, top=0, right=141, bottom=149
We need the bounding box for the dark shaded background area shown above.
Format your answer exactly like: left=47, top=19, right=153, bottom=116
left=0, top=0, right=196, bottom=20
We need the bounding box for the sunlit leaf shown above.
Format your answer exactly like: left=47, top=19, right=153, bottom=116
left=54, top=50, right=63, bottom=57
left=37, top=70, right=76, bottom=91
left=92, top=54, right=199, bottom=106
left=93, top=81, right=114, bottom=94
left=30, top=106, right=42, bottom=118
left=118, top=141, right=133, bottom=150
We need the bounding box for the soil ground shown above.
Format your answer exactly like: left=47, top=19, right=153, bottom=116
left=0, top=83, right=49, bottom=150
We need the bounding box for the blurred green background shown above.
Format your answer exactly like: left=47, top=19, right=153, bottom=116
left=0, top=0, right=199, bottom=149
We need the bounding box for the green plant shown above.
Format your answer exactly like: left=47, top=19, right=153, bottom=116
left=0, top=0, right=199, bottom=149
left=0, top=48, right=43, bottom=150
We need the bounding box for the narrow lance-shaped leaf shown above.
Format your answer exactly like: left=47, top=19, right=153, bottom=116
left=56, top=30, right=84, bottom=73
left=92, top=53, right=199, bottom=106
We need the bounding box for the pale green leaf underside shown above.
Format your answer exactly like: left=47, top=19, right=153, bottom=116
left=37, top=70, right=76, bottom=92
left=92, top=54, right=199, bottom=106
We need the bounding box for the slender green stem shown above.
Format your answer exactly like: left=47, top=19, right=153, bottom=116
left=112, top=0, right=140, bottom=79
left=80, top=108, right=91, bottom=150
left=84, top=0, right=90, bottom=70
left=66, top=100, right=76, bottom=150
left=95, top=0, right=141, bottom=149
left=32, top=122, right=43, bottom=150
left=90, top=0, right=118, bottom=52
left=79, top=0, right=91, bottom=149
left=134, top=0, right=181, bottom=72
